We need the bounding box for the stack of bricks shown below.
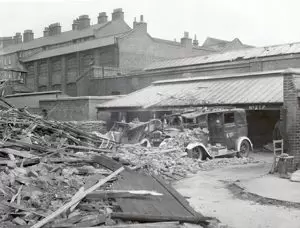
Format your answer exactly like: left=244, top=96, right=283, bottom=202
left=283, top=70, right=300, bottom=169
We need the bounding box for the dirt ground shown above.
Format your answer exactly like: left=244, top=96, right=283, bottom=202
left=174, top=152, right=300, bottom=228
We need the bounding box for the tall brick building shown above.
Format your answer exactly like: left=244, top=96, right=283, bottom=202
left=0, top=8, right=252, bottom=96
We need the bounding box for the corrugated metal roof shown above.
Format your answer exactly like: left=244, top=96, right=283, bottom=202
left=145, top=42, right=300, bottom=71
left=97, top=70, right=284, bottom=110
left=21, top=36, right=116, bottom=62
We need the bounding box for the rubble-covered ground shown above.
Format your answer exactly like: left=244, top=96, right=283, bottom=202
left=0, top=107, right=261, bottom=227
left=113, top=144, right=259, bottom=182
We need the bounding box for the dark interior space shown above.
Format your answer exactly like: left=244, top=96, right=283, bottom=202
left=247, top=110, right=280, bottom=148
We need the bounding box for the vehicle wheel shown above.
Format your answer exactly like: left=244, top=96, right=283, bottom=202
left=238, top=140, right=251, bottom=157
left=191, top=147, right=205, bottom=160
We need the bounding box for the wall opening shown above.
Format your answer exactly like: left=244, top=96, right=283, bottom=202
left=246, top=110, right=280, bottom=148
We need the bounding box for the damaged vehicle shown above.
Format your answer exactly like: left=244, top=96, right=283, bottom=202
left=165, top=108, right=253, bottom=160
left=107, top=119, right=166, bottom=147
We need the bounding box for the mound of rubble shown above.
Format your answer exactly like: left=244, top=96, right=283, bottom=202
left=67, top=121, right=107, bottom=134
left=159, top=128, right=209, bottom=150
left=0, top=107, right=213, bottom=228
left=113, top=144, right=258, bottom=182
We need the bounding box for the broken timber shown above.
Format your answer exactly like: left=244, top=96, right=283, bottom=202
left=92, top=154, right=207, bottom=223
left=30, top=167, right=125, bottom=228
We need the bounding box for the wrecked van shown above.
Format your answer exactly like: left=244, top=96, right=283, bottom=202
left=167, top=108, right=253, bottom=159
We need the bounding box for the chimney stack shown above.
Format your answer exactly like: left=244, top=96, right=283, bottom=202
left=13, top=32, right=22, bottom=44
left=193, top=34, right=199, bottom=46
left=98, top=12, right=108, bottom=24
left=23, top=30, right=34, bottom=42
left=78, top=15, right=90, bottom=30
left=133, top=15, right=147, bottom=33
left=181, top=31, right=192, bottom=48
left=72, top=19, right=79, bottom=30
left=48, top=23, right=61, bottom=36
left=112, top=8, right=124, bottom=21
left=43, top=27, right=50, bottom=37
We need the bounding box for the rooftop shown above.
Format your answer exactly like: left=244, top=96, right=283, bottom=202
left=0, top=22, right=111, bottom=55
left=97, top=69, right=286, bottom=110
left=144, top=42, right=300, bottom=71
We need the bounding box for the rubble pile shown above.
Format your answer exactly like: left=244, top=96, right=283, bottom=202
left=113, top=144, right=258, bottom=182
left=159, top=128, right=209, bottom=150
left=198, top=157, right=258, bottom=171
left=0, top=108, right=212, bottom=227
left=114, top=144, right=199, bottom=182
left=0, top=158, right=115, bottom=227
left=0, top=108, right=121, bottom=227
left=68, top=121, right=107, bottom=134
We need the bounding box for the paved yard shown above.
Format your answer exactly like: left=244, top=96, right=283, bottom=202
left=174, top=153, right=300, bottom=228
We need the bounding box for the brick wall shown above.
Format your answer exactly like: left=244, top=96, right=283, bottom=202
left=283, top=72, right=300, bottom=167
left=25, top=63, right=35, bottom=90
left=118, top=29, right=211, bottom=71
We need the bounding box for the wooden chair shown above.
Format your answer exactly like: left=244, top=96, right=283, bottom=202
left=270, top=140, right=294, bottom=176
left=269, top=140, right=284, bottom=174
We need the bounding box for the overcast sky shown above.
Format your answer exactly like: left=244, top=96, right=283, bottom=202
left=0, top=0, right=299, bottom=47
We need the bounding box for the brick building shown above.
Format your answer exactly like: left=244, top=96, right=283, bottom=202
left=0, top=8, right=252, bottom=96
left=90, top=41, right=300, bottom=96
left=97, top=70, right=283, bottom=147
left=283, top=69, right=300, bottom=167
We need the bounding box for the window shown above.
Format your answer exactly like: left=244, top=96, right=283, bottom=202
left=8, top=56, right=11, bottom=65
left=224, top=112, right=235, bottom=124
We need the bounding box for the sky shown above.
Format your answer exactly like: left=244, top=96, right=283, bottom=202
left=0, top=0, right=299, bottom=47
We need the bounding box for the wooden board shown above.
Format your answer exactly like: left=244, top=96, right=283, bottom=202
left=91, top=155, right=203, bottom=219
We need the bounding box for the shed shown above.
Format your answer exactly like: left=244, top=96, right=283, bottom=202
left=97, top=70, right=286, bottom=147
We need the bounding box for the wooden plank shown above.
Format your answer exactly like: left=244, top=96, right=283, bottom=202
left=85, top=190, right=163, bottom=200
left=30, top=167, right=124, bottom=228
left=51, top=215, right=106, bottom=228
left=111, top=212, right=211, bottom=225
left=0, top=148, right=34, bottom=159
left=66, top=145, right=112, bottom=153
left=1, top=201, right=47, bottom=217
left=68, top=222, right=181, bottom=228
left=3, top=139, right=49, bottom=153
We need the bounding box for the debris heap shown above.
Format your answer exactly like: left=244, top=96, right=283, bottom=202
left=0, top=108, right=212, bottom=227
left=113, top=144, right=257, bottom=182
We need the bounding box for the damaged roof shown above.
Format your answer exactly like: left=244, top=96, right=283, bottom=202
left=97, top=70, right=284, bottom=110
left=145, top=42, right=300, bottom=71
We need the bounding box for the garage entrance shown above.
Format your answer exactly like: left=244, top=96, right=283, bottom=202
left=247, top=110, right=280, bottom=148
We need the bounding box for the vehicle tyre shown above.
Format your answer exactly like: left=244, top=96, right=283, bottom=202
left=191, top=147, right=205, bottom=160
left=238, top=140, right=251, bottom=157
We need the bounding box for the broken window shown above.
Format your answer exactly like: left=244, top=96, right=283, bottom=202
left=224, top=112, right=234, bottom=124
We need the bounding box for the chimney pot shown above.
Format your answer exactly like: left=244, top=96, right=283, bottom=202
left=181, top=31, right=192, bottom=48
left=112, top=8, right=124, bottom=21
left=184, top=31, right=189, bottom=38
left=133, top=15, right=147, bottom=33
left=98, top=12, right=108, bottom=24
left=43, top=27, right=50, bottom=37
left=193, top=34, right=199, bottom=46
left=72, top=19, right=79, bottom=30
left=13, top=32, right=22, bottom=44
left=77, top=15, right=90, bottom=30
left=23, top=30, right=34, bottom=42
left=48, top=23, right=61, bottom=36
